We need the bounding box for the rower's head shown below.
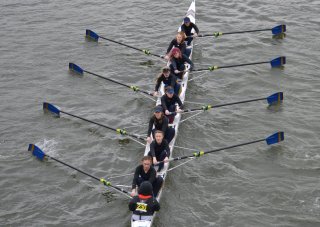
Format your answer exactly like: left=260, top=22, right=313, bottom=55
left=183, top=17, right=191, bottom=26
left=162, top=66, right=170, bottom=78
left=141, top=156, right=152, bottom=171
left=154, top=130, right=164, bottom=144
left=138, top=181, right=153, bottom=196
left=154, top=105, right=163, bottom=118
left=171, top=47, right=182, bottom=59
left=165, top=86, right=174, bottom=98
left=176, top=31, right=186, bottom=43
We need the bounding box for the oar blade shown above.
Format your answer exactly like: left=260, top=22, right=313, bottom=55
left=28, top=144, right=46, bottom=161
left=267, top=92, right=284, bottom=105
left=270, top=56, right=286, bottom=67
left=85, top=29, right=99, bottom=41
left=69, top=63, right=84, bottom=75
left=272, top=24, right=286, bottom=35
left=266, top=132, right=284, bottom=145
left=43, top=102, right=61, bottom=117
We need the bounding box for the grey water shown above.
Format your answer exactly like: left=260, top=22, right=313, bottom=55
left=1, top=0, right=320, bottom=226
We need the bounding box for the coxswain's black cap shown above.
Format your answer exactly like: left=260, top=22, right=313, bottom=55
left=138, top=181, right=153, bottom=196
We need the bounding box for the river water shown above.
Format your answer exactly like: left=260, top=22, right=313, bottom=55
left=1, top=0, right=320, bottom=226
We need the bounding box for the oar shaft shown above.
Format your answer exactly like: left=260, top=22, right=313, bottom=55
left=193, top=61, right=270, bottom=72
left=183, top=97, right=266, bottom=112
left=223, top=28, right=271, bottom=35
left=218, top=61, right=269, bottom=69
left=99, top=35, right=162, bottom=58
left=50, top=156, right=100, bottom=181
left=60, top=110, right=117, bottom=132
left=204, top=138, right=265, bottom=155
left=83, top=69, right=153, bottom=96
left=84, top=69, right=130, bottom=89
left=175, top=138, right=265, bottom=161
left=211, top=97, right=266, bottom=108
left=49, top=156, right=131, bottom=196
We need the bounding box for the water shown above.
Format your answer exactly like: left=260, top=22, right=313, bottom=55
left=1, top=0, right=320, bottom=226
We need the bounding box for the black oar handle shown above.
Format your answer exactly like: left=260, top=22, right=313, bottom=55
left=99, top=36, right=162, bottom=58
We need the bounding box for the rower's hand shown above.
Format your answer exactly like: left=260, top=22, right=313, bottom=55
left=176, top=108, right=183, bottom=113
left=131, top=189, right=136, bottom=197
left=174, top=70, right=180, bottom=74
left=147, top=136, right=152, bottom=144
left=153, top=91, right=158, bottom=97
left=165, top=110, right=170, bottom=115
left=164, top=55, right=170, bottom=60
left=153, top=157, right=158, bottom=165
left=193, top=33, right=198, bottom=38
left=164, top=157, right=169, bottom=163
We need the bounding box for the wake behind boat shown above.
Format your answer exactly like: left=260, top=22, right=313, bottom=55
left=131, top=1, right=196, bottom=226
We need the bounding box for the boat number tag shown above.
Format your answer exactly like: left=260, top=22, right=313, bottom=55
left=136, top=202, right=147, bottom=212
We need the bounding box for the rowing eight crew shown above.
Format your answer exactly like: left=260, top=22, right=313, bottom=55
left=130, top=16, right=199, bottom=221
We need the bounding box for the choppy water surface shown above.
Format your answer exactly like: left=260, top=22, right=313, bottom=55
left=1, top=0, right=320, bottom=226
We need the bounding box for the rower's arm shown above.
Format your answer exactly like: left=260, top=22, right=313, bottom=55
left=132, top=167, right=140, bottom=189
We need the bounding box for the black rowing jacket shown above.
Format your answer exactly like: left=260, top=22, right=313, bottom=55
left=132, top=165, right=157, bottom=189
left=154, top=73, right=177, bottom=92
left=181, top=22, right=199, bottom=36
left=147, top=115, right=169, bottom=137
left=170, top=55, right=194, bottom=72
left=166, top=38, right=187, bottom=55
left=149, top=139, right=170, bottom=159
left=161, top=94, right=184, bottom=111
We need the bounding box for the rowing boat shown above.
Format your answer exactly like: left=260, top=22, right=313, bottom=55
left=131, top=1, right=196, bottom=226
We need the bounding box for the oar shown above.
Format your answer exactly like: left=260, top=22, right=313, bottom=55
left=43, top=102, right=146, bottom=141
left=86, top=29, right=163, bottom=58
left=161, top=132, right=284, bottom=163
left=197, top=24, right=286, bottom=38
left=69, top=63, right=154, bottom=97
left=182, top=92, right=283, bottom=113
left=28, top=144, right=132, bottom=198
left=192, top=56, right=286, bottom=72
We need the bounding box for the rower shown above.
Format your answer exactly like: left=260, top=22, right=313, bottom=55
left=148, top=130, right=170, bottom=172
left=131, top=156, right=163, bottom=197
left=180, top=16, right=199, bottom=46
left=164, top=31, right=187, bottom=60
left=154, top=66, right=180, bottom=96
left=169, top=47, right=194, bottom=79
left=147, top=106, right=175, bottom=144
left=161, top=86, right=184, bottom=123
left=129, top=181, right=160, bottom=222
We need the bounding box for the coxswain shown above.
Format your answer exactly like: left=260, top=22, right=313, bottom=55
left=147, top=105, right=175, bottom=144
left=161, top=86, right=184, bottom=123
left=164, top=31, right=187, bottom=60
left=148, top=130, right=170, bottom=172
left=154, top=66, right=180, bottom=96
left=131, top=156, right=163, bottom=197
left=129, top=181, right=160, bottom=222
left=180, top=16, right=199, bottom=46
left=169, top=47, right=194, bottom=79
